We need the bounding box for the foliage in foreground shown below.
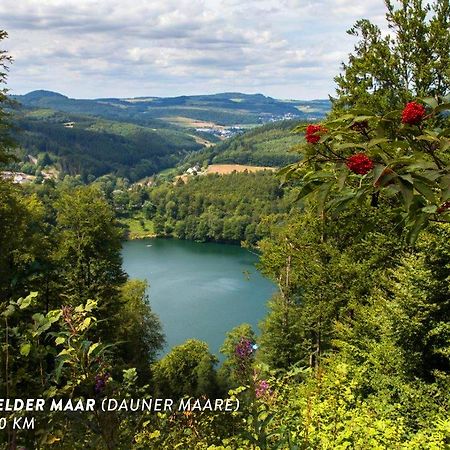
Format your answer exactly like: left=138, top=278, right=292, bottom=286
left=2, top=1, right=450, bottom=447
left=281, top=96, right=450, bottom=243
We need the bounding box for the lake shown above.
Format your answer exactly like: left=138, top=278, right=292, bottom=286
left=121, top=238, right=277, bottom=358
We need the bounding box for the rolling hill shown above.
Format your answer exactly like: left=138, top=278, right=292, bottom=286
left=12, top=90, right=330, bottom=126
left=180, top=120, right=304, bottom=169
left=9, top=109, right=203, bottom=181
left=6, top=91, right=329, bottom=181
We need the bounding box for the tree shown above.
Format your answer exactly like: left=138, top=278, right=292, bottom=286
left=258, top=295, right=305, bottom=370
left=258, top=207, right=402, bottom=370
left=0, top=182, right=46, bottom=303
left=333, top=0, right=450, bottom=113
left=384, top=224, right=450, bottom=379
left=55, top=185, right=126, bottom=306
left=284, top=97, right=450, bottom=244
left=37, top=152, right=52, bottom=167
left=218, top=323, right=256, bottom=389
left=115, top=279, right=165, bottom=378
left=152, top=339, right=218, bottom=398
left=0, top=30, right=14, bottom=165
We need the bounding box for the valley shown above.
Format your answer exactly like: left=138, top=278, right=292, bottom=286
left=6, top=90, right=329, bottom=182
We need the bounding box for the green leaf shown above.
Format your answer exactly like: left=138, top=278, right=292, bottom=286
left=351, top=108, right=378, bottom=116
left=2, top=304, right=16, bottom=318
left=84, top=299, right=97, bottom=312
left=78, top=317, right=92, bottom=331
left=421, top=97, right=438, bottom=109
left=277, top=163, right=298, bottom=178
left=303, top=170, right=335, bottom=181
left=392, top=141, right=410, bottom=151
left=399, top=174, right=414, bottom=185
left=413, top=180, right=437, bottom=203
left=54, top=359, right=66, bottom=382
left=368, top=138, right=390, bottom=148
left=435, top=103, right=450, bottom=114
left=328, top=114, right=355, bottom=124
left=317, top=181, right=334, bottom=213
left=18, top=292, right=38, bottom=309
left=57, top=348, right=72, bottom=357
left=353, top=115, right=374, bottom=121
left=406, top=214, right=428, bottom=245
left=47, top=310, right=62, bottom=324
left=337, top=165, right=349, bottom=189
left=55, top=337, right=65, bottom=345
left=87, top=342, right=101, bottom=357
left=440, top=139, right=450, bottom=152
left=438, top=128, right=450, bottom=138
left=441, top=186, right=450, bottom=201
left=20, top=343, right=31, bottom=357
left=422, top=205, right=438, bottom=213
left=411, top=171, right=440, bottom=183
left=334, top=142, right=366, bottom=151
left=295, top=180, right=324, bottom=202
left=416, top=135, right=439, bottom=143
left=373, top=166, right=396, bottom=188
left=383, top=110, right=402, bottom=120
left=398, top=178, right=414, bottom=209
left=327, top=192, right=357, bottom=212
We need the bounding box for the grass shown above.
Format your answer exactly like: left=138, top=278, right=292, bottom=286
left=120, top=214, right=155, bottom=239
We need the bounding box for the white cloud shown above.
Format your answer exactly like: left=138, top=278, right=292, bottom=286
left=0, top=0, right=388, bottom=99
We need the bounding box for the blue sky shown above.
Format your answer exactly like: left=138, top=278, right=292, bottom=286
left=0, top=0, right=387, bottom=99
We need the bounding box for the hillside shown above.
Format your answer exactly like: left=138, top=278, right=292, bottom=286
left=145, top=170, right=292, bottom=244
left=12, top=90, right=330, bottom=127
left=7, top=91, right=327, bottom=181
left=9, top=109, right=203, bottom=181
left=181, top=120, right=303, bottom=169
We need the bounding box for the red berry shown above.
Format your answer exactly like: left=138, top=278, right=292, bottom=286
left=346, top=153, right=374, bottom=175
left=305, top=124, right=327, bottom=144
left=401, top=101, right=426, bottom=125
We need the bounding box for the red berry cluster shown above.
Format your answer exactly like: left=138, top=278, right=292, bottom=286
left=346, top=153, right=374, bottom=175
left=401, top=101, right=426, bottom=125
left=305, top=124, right=327, bottom=144
left=437, top=201, right=450, bottom=214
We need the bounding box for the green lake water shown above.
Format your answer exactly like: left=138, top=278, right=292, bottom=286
left=121, top=238, right=277, bottom=357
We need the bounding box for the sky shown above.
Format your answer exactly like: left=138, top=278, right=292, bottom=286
left=0, top=0, right=387, bottom=100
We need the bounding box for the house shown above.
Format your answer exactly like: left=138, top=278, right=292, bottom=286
left=186, top=165, right=200, bottom=175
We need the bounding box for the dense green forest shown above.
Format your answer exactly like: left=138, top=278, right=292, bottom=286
left=184, top=120, right=303, bottom=168
left=144, top=171, right=295, bottom=244
left=7, top=109, right=203, bottom=181
left=6, top=93, right=327, bottom=181
left=2, top=0, right=450, bottom=448
left=76, top=171, right=295, bottom=244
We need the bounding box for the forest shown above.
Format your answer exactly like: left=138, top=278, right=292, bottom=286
left=183, top=120, right=303, bottom=169
left=6, top=96, right=323, bottom=182
left=141, top=171, right=294, bottom=244
left=1, top=0, right=450, bottom=448
left=6, top=108, right=203, bottom=182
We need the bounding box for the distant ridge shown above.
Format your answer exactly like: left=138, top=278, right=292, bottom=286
left=20, top=90, right=68, bottom=100
left=7, top=90, right=330, bottom=182
left=11, top=90, right=330, bottom=126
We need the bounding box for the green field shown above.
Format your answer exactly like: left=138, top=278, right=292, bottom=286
left=120, top=214, right=155, bottom=239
